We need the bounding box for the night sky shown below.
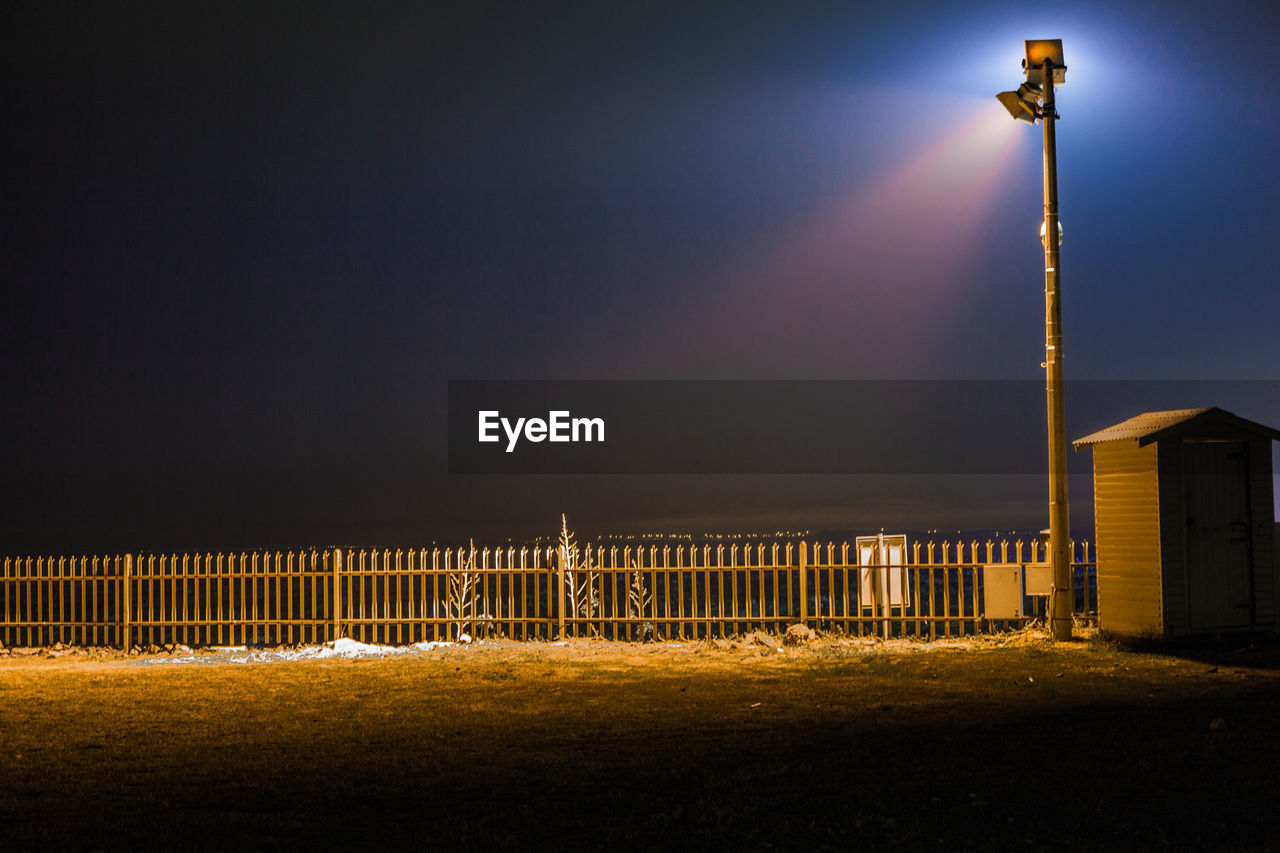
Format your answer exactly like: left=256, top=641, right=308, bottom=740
left=5, top=1, right=1279, bottom=552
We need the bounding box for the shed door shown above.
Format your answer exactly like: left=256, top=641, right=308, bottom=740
left=1184, top=441, right=1253, bottom=631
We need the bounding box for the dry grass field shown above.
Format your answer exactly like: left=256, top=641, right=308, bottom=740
left=2, top=633, right=1279, bottom=851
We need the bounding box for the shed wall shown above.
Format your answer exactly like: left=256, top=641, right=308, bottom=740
left=1156, top=442, right=1187, bottom=636
left=1247, top=440, right=1276, bottom=633
left=1093, top=441, right=1164, bottom=637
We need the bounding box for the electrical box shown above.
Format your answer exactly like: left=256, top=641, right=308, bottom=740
left=983, top=565, right=1024, bottom=619
left=856, top=535, right=910, bottom=611
left=1024, top=562, right=1052, bottom=596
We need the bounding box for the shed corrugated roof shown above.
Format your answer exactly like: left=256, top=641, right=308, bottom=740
left=1073, top=407, right=1280, bottom=448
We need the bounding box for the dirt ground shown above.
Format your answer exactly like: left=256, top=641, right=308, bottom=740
left=2, top=631, right=1279, bottom=852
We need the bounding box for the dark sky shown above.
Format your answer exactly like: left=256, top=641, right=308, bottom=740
left=4, top=1, right=1279, bottom=552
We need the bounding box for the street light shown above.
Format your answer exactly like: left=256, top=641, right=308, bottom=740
left=997, top=39, right=1073, bottom=641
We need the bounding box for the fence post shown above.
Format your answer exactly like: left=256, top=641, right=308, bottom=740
left=332, top=549, right=342, bottom=641
left=121, top=553, right=132, bottom=651
left=878, top=532, right=889, bottom=640
left=557, top=544, right=566, bottom=640
left=799, top=541, right=808, bottom=625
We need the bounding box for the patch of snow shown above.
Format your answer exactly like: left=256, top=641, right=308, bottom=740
left=139, top=656, right=207, bottom=666
left=138, top=637, right=457, bottom=666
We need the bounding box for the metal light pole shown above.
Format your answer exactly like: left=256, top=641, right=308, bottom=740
left=999, top=40, right=1072, bottom=640
left=1040, top=61, right=1071, bottom=642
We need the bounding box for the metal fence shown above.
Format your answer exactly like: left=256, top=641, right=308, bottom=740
left=0, top=539, right=1095, bottom=648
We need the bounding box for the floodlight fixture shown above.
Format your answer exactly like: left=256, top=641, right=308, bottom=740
left=1022, top=39, right=1066, bottom=87
left=997, top=83, right=1040, bottom=124
left=997, top=39, right=1065, bottom=124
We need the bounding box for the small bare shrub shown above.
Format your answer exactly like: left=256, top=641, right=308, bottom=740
left=558, top=515, right=600, bottom=635
left=628, top=559, right=654, bottom=641
left=447, top=541, right=480, bottom=639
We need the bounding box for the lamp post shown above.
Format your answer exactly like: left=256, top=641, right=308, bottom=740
left=998, top=40, right=1072, bottom=641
